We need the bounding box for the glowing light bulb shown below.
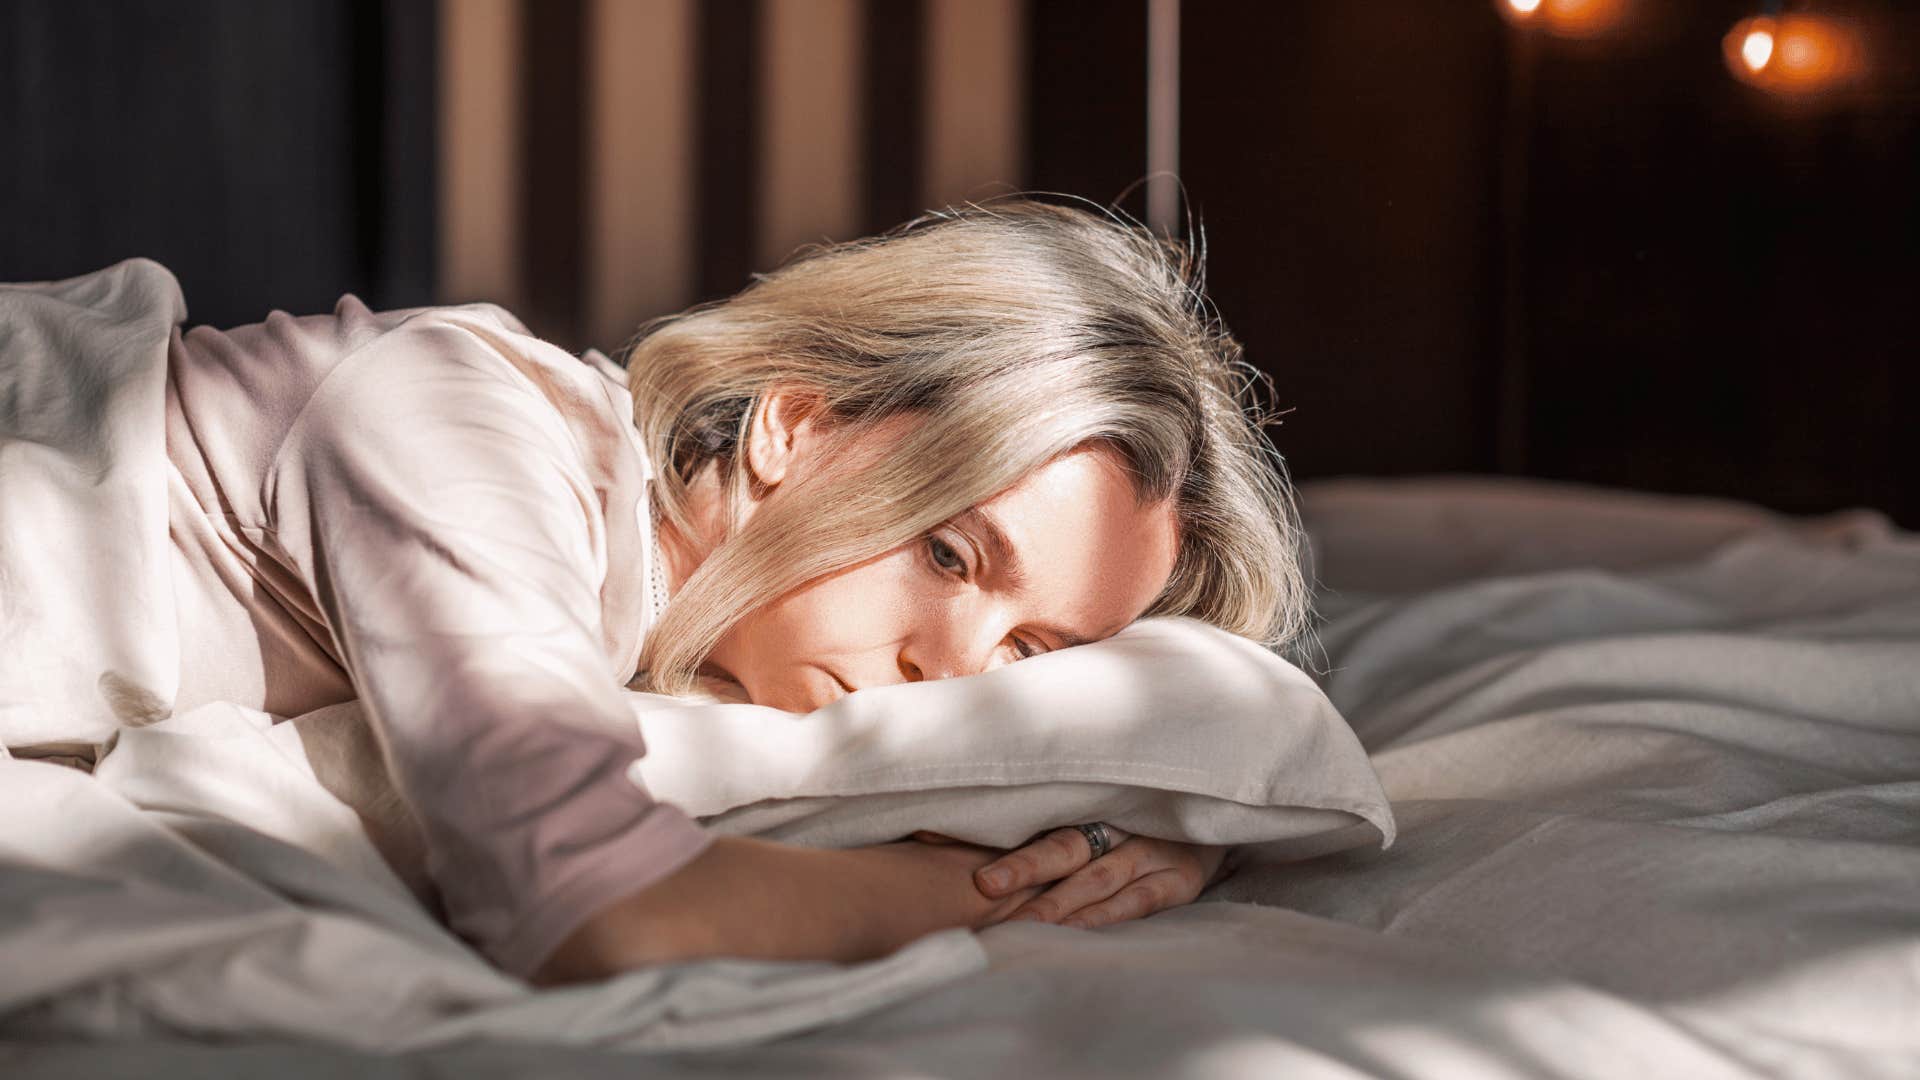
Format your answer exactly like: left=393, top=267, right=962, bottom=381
left=1741, top=27, right=1775, bottom=72
left=1498, top=0, right=1626, bottom=36
left=1724, top=14, right=1864, bottom=94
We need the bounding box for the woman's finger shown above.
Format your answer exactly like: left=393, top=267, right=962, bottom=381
left=1057, top=868, right=1190, bottom=929
left=974, top=824, right=1134, bottom=897
left=1002, top=842, right=1145, bottom=923
left=976, top=881, right=1050, bottom=929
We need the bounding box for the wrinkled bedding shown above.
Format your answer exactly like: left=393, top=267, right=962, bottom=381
left=4, top=474, right=1918, bottom=1077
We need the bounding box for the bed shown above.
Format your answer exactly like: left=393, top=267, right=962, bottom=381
left=4, top=473, right=1917, bottom=1078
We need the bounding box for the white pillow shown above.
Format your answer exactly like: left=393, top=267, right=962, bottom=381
left=627, top=616, right=1395, bottom=852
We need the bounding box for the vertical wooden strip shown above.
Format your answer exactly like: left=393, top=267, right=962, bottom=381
left=922, top=0, right=1027, bottom=210
left=519, top=0, right=587, bottom=346
left=757, top=0, right=863, bottom=270
left=587, top=0, right=695, bottom=353
left=1145, top=0, right=1180, bottom=235
left=1025, top=0, right=1148, bottom=209
left=696, top=0, right=760, bottom=302
left=376, top=0, right=439, bottom=308
left=437, top=0, right=522, bottom=309
left=862, top=0, right=925, bottom=233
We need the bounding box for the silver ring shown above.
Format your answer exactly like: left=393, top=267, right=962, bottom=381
left=1075, top=822, right=1113, bottom=861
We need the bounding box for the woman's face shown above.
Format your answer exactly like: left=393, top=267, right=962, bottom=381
left=693, top=404, right=1180, bottom=712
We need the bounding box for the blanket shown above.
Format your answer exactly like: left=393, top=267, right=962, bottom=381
left=3, top=258, right=1916, bottom=1073
left=5, top=476, right=1916, bottom=1078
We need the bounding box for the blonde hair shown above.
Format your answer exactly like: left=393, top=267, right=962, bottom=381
left=621, top=196, right=1317, bottom=694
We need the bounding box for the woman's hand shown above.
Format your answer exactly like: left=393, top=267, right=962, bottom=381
left=907, top=838, right=1050, bottom=929
left=534, top=834, right=1050, bottom=984
left=965, top=826, right=1232, bottom=930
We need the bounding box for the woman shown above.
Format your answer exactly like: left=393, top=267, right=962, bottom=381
left=2, top=197, right=1312, bottom=985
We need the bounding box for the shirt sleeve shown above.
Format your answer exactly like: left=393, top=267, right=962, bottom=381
left=262, top=317, right=713, bottom=978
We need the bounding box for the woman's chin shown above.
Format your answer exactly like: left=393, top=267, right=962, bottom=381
left=720, top=669, right=812, bottom=712
left=755, top=667, right=848, bottom=713
left=693, top=663, right=845, bottom=712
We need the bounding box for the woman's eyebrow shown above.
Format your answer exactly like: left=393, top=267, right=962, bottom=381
left=955, top=506, right=1030, bottom=591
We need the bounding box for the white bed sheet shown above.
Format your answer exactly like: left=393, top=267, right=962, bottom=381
left=5, top=474, right=1917, bottom=1078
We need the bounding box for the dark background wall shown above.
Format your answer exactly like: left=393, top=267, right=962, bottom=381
left=0, top=0, right=437, bottom=329
left=4, top=0, right=1915, bottom=527
left=1032, top=1, right=1918, bottom=526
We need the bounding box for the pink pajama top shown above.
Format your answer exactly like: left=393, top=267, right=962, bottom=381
left=163, top=294, right=714, bottom=978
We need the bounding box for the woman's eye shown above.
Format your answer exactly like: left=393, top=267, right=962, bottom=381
left=927, top=535, right=967, bottom=576
left=1011, top=636, right=1039, bottom=660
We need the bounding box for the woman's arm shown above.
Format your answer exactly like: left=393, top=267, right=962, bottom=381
left=533, top=836, right=1039, bottom=983
left=265, top=321, right=1040, bottom=981
left=265, top=322, right=724, bottom=976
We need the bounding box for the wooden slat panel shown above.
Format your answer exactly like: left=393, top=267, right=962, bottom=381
left=439, top=0, right=522, bottom=309
left=519, top=0, right=587, bottom=346
left=1145, top=0, right=1180, bottom=235
left=923, top=0, right=1027, bottom=210
left=696, top=0, right=761, bottom=302
left=587, top=0, right=695, bottom=352
left=1025, top=0, right=1148, bottom=211
left=758, top=0, right=864, bottom=269
left=862, top=0, right=926, bottom=234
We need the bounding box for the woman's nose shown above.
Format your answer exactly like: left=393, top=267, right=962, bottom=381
left=897, top=651, right=962, bottom=683
left=897, top=620, right=995, bottom=683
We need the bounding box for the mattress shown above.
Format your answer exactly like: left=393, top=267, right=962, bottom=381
left=5, top=474, right=1917, bottom=1079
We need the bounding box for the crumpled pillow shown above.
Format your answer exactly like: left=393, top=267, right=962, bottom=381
left=627, top=617, right=1395, bottom=852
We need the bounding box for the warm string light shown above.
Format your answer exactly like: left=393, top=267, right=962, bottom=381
left=1495, top=1, right=1869, bottom=96
left=1723, top=13, right=1866, bottom=94
left=1740, top=20, right=1776, bottom=72
left=1496, top=0, right=1629, bottom=37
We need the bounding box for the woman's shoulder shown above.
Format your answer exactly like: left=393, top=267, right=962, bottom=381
left=171, top=288, right=652, bottom=529
left=246, top=297, right=660, bottom=685
left=349, top=300, right=635, bottom=425
left=193, top=292, right=638, bottom=463
left=372, top=296, right=536, bottom=343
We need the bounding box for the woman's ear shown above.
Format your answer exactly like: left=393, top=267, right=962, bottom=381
left=743, top=385, right=825, bottom=491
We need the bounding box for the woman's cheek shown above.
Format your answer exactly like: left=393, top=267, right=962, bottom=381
left=720, top=546, right=931, bottom=699
left=799, top=551, right=919, bottom=643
